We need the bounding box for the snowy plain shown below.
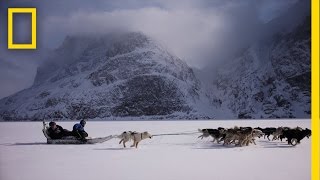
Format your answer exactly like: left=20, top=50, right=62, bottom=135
left=0, top=120, right=310, bottom=180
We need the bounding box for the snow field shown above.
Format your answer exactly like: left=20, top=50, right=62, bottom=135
left=0, top=120, right=310, bottom=180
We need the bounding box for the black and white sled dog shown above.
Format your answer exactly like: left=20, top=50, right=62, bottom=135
left=118, top=131, right=152, bottom=148
left=198, top=128, right=225, bottom=143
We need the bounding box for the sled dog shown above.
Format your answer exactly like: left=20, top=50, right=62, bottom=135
left=119, top=131, right=152, bottom=148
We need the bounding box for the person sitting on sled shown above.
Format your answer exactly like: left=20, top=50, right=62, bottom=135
left=72, top=120, right=88, bottom=140
left=48, top=121, right=72, bottom=139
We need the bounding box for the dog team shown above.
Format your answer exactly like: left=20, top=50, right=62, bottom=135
left=198, top=126, right=311, bottom=146
left=118, top=126, right=311, bottom=148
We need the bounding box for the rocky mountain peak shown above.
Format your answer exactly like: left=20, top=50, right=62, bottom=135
left=0, top=32, right=211, bottom=121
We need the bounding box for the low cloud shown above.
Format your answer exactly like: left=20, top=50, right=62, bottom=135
left=43, top=3, right=263, bottom=68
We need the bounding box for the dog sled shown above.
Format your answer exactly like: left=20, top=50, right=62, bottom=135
left=42, top=121, right=115, bottom=144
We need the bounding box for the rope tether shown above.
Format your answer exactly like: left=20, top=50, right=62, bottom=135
left=152, top=131, right=200, bottom=137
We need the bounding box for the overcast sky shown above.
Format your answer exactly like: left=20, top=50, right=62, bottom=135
left=0, top=0, right=302, bottom=99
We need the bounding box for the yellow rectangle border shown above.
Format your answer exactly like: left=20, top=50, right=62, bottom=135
left=312, top=0, right=320, bottom=180
left=8, top=8, right=37, bottom=49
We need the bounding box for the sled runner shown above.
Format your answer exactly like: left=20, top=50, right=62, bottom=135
left=42, top=121, right=115, bottom=144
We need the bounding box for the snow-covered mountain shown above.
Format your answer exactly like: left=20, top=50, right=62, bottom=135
left=0, top=32, right=214, bottom=120
left=208, top=16, right=310, bottom=119
left=0, top=2, right=311, bottom=121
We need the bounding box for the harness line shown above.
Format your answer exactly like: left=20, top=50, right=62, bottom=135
left=152, top=131, right=200, bottom=137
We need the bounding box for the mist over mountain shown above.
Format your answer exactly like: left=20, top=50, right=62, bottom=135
left=195, top=1, right=310, bottom=119
left=206, top=16, right=310, bottom=119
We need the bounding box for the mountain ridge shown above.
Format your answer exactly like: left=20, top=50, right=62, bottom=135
left=0, top=32, right=214, bottom=121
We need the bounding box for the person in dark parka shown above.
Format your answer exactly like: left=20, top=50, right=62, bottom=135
left=47, top=121, right=73, bottom=139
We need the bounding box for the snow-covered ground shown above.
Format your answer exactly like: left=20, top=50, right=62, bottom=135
left=0, top=120, right=310, bottom=180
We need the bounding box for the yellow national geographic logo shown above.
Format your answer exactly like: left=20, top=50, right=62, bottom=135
left=8, top=8, right=37, bottom=49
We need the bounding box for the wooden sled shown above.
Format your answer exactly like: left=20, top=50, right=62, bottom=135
left=42, top=121, right=115, bottom=144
